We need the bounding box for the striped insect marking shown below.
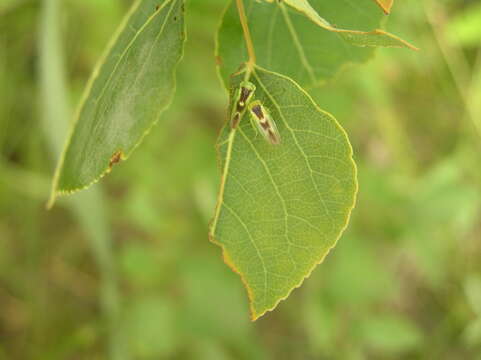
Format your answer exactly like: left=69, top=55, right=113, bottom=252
left=248, top=100, right=281, bottom=145
left=231, top=81, right=256, bottom=128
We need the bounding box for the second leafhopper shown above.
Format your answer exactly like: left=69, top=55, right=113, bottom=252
left=248, top=100, right=281, bottom=145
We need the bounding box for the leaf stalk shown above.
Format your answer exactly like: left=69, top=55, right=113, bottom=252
left=236, top=0, right=256, bottom=70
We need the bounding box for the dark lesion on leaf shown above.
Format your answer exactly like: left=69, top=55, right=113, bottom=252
left=109, top=150, right=124, bottom=170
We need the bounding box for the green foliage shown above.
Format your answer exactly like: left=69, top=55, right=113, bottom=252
left=48, top=0, right=417, bottom=319
left=210, top=66, right=357, bottom=319
left=1, top=0, right=481, bottom=358
left=360, top=313, right=422, bottom=353
left=217, top=0, right=415, bottom=88
left=50, top=0, right=186, bottom=201
left=446, top=1, right=481, bottom=47
left=126, top=296, right=177, bottom=357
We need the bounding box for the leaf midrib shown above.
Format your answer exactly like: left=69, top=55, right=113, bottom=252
left=211, top=126, right=270, bottom=308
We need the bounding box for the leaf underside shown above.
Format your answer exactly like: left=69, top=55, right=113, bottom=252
left=279, top=0, right=413, bottom=48
left=49, top=0, right=185, bottom=204
left=217, top=0, right=415, bottom=89
left=210, top=66, right=357, bottom=320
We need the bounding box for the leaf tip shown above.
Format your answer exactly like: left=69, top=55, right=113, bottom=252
left=381, top=6, right=390, bottom=15
left=372, top=0, right=393, bottom=15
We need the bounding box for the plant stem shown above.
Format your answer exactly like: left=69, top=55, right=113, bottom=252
left=236, top=0, right=256, bottom=69
left=39, top=1, right=127, bottom=358
left=422, top=0, right=481, bottom=140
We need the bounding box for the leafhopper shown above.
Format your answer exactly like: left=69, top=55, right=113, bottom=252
left=248, top=100, right=281, bottom=145
left=231, top=81, right=256, bottom=128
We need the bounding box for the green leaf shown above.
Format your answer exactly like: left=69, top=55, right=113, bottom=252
left=217, top=0, right=416, bottom=89
left=49, top=0, right=185, bottom=205
left=277, top=0, right=415, bottom=48
left=39, top=1, right=126, bottom=358
left=209, top=66, right=357, bottom=320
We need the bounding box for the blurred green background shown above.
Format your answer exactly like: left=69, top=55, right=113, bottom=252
left=1, top=0, right=481, bottom=359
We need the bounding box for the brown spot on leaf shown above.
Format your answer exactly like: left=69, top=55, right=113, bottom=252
left=109, top=150, right=124, bottom=169
left=215, top=55, right=223, bottom=66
